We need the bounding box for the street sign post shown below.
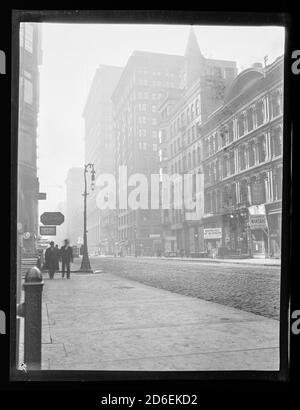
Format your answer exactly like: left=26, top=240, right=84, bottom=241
left=39, top=226, right=56, bottom=236
left=40, top=212, right=64, bottom=226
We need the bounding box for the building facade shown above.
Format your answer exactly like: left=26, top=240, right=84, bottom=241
left=17, top=23, right=42, bottom=254
left=112, top=50, right=185, bottom=256
left=159, top=51, right=283, bottom=258
left=83, top=65, right=123, bottom=254
left=158, top=29, right=237, bottom=256
left=201, top=57, right=283, bottom=258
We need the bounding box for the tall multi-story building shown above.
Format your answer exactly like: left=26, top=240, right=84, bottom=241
left=65, top=167, right=84, bottom=246
left=158, top=28, right=237, bottom=255
left=112, top=49, right=184, bottom=256
left=83, top=65, right=123, bottom=254
left=200, top=56, right=283, bottom=258
left=159, top=41, right=283, bottom=259
left=17, top=23, right=43, bottom=254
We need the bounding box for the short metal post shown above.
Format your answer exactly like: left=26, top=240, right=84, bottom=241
left=23, top=267, right=44, bottom=370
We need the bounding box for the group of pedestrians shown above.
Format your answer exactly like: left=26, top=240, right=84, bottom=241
left=44, top=239, right=73, bottom=280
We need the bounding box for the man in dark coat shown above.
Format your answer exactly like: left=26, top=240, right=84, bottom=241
left=60, top=239, right=73, bottom=279
left=44, top=241, right=59, bottom=279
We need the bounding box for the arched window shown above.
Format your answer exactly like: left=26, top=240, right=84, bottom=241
left=212, top=191, right=217, bottom=213
left=257, top=135, right=267, bottom=163
left=205, top=191, right=212, bottom=213
left=256, top=99, right=265, bottom=126
left=239, top=179, right=248, bottom=204
left=237, top=113, right=245, bottom=137
left=192, top=149, right=196, bottom=168
left=223, top=155, right=228, bottom=178
left=273, top=166, right=283, bottom=200
left=246, top=106, right=254, bottom=132
left=271, top=89, right=283, bottom=118
left=248, top=141, right=256, bottom=167
left=271, top=126, right=283, bottom=157
left=228, top=121, right=234, bottom=143
left=239, top=145, right=247, bottom=170
left=250, top=175, right=266, bottom=205
left=222, top=185, right=230, bottom=210
left=216, top=189, right=221, bottom=213
left=188, top=152, right=192, bottom=169
left=230, top=183, right=237, bottom=207
left=229, top=151, right=235, bottom=175
left=197, top=146, right=201, bottom=164
left=215, top=159, right=220, bottom=181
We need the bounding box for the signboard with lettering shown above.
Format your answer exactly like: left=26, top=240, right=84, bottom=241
left=204, top=228, right=222, bottom=239
left=249, top=214, right=267, bottom=229
left=40, top=226, right=56, bottom=236
left=40, top=212, right=64, bottom=226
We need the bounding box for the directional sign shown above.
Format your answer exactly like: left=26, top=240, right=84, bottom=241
left=40, top=226, right=56, bottom=236
left=40, top=212, right=64, bottom=226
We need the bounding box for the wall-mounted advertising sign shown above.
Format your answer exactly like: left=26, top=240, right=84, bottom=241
left=249, top=215, right=267, bottom=229
left=204, top=228, right=222, bottom=239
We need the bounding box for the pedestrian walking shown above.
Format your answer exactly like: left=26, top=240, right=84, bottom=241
left=60, top=239, right=73, bottom=279
left=44, top=241, right=59, bottom=280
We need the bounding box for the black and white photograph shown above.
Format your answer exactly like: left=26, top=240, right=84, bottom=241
left=14, top=14, right=286, bottom=375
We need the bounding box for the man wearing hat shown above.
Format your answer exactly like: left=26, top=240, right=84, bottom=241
left=60, top=239, right=73, bottom=279
left=44, top=241, right=59, bottom=280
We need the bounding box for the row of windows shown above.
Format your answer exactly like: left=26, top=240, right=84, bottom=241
left=170, top=97, right=201, bottom=138
left=204, top=88, right=283, bottom=159
left=137, top=79, right=176, bottom=88
left=137, top=91, right=162, bottom=100
left=204, top=128, right=283, bottom=185
left=138, top=116, right=158, bottom=126
left=204, top=167, right=283, bottom=214
left=170, top=122, right=200, bottom=156
left=138, top=103, right=157, bottom=112
left=170, top=145, right=202, bottom=174
left=138, top=142, right=158, bottom=151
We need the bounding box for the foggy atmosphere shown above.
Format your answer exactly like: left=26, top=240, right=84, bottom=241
left=16, top=22, right=284, bottom=372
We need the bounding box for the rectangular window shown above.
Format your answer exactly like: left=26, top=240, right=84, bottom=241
left=24, top=24, right=33, bottom=53
left=24, top=79, right=33, bottom=104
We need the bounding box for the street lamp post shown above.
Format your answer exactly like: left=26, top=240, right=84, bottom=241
left=79, top=163, right=95, bottom=273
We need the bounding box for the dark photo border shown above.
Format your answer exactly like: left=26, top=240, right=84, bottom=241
left=7, top=9, right=293, bottom=388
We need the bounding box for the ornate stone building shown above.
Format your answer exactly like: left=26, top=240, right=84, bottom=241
left=201, top=56, right=283, bottom=258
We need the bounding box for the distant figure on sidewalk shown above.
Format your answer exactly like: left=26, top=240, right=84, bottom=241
left=60, top=239, right=73, bottom=279
left=44, top=241, right=59, bottom=280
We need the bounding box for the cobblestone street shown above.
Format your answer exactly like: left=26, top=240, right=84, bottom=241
left=91, top=257, right=281, bottom=320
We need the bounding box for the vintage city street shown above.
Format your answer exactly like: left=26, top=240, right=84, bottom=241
left=40, top=256, right=280, bottom=371
left=16, top=22, right=285, bottom=375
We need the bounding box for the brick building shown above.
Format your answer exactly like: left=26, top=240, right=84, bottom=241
left=201, top=57, right=283, bottom=258
left=112, top=50, right=183, bottom=256
left=158, top=28, right=237, bottom=255
left=83, top=65, right=123, bottom=254
left=159, top=48, right=283, bottom=258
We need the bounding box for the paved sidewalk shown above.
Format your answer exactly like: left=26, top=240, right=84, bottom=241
left=41, top=269, right=279, bottom=371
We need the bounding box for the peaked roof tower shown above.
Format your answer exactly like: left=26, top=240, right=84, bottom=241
left=184, top=26, right=204, bottom=89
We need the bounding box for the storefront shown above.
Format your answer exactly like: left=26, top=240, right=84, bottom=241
left=221, top=209, right=249, bottom=257
left=265, top=201, right=282, bottom=258
left=203, top=227, right=222, bottom=257
left=248, top=208, right=269, bottom=258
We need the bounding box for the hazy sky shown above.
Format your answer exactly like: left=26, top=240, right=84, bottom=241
left=37, top=23, right=285, bottom=214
